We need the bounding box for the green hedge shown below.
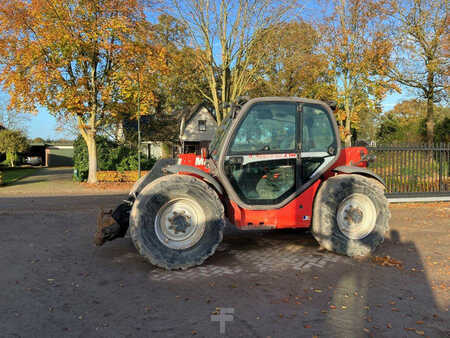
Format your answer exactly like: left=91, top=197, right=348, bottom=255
left=73, top=135, right=156, bottom=181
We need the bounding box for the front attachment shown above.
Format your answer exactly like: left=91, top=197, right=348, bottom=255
left=94, top=203, right=131, bottom=246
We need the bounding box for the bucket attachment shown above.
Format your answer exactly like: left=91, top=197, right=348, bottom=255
left=95, top=205, right=130, bottom=246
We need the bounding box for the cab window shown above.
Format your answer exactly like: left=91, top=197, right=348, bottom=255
left=301, top=105, right=336, bottom=153
left=230, top=102, right=297, bottom=154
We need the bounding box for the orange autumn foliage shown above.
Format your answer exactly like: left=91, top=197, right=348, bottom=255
left=96, top=170, right=150, bottom=182
left=0, top=0, right=167, bottom=183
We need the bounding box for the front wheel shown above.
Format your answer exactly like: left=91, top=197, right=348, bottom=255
left=129, top=175, right=225, bottom=270
left=312, top=174, right=390, bottom=257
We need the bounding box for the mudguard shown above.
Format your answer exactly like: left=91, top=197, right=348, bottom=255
left=165, top=164, right=224, bottom=195
left=332, top=165, right=385, bottom=186
left=129, top=158, right=177, bottom=198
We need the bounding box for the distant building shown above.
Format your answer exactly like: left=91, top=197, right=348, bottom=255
left=45, top=144, right=74, bottom=166
left=120, top=103, right=217, bottom=159
left=27, top=142, right=74, bottom=167
left=179, top=104, right=217, bottom=154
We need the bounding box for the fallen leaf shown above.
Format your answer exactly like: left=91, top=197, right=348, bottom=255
left=372, top=256, right=403, bottom=269
left=329, top=305, right=336, bottom=309
left=415, top=330, right=425, bottom=336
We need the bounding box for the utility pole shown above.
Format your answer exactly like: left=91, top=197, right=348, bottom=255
left=137, top=70, right=141, bottom=179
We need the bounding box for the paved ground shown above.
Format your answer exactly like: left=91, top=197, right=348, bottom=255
left=0, top=167, right=129, bottom=196
left=0, top=169, right=449, bottom=337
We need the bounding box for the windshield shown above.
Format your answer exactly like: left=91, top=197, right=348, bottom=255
left=209, top=113, right=233, bottom=161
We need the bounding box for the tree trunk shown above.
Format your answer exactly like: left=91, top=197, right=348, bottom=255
left=9, top=152, right=14, bottom=167
left=161, top=142, right=172, bottom=159
left=344, top=98, right=352, bottom=147
left=426, top=95, right=434, bottom=145
left=83, top=132, right=97, bottom=184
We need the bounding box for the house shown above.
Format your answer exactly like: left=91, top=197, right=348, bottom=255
left=120, top=103, right=217, bottom=159
left=179, top=104, right=217, bottom=154
left=123, top=113, right=179, bottom=160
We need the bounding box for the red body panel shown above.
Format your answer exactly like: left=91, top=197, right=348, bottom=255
left=178, top=147, right=367, bottom=229
left=328, top=147, right=368, bottom=171
left=227, top=180, right=321, bottom=229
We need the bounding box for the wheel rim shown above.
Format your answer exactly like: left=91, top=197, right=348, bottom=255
left=336, top=193, right=377, bottom=240
left=155, top=198, right=205, bottom=250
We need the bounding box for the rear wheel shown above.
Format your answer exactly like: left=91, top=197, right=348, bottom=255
left=130, top=175, right=224, bottom=270
left=312, top=174, right=390, bottom=257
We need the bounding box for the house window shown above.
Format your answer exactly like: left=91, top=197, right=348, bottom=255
left=198, top=120, right=206, bottom=131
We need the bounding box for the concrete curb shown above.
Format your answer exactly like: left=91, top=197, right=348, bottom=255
left=388, top=196, right=450, bottom=203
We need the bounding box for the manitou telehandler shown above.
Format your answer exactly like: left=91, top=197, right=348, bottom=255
left=95, top=97, right=389, bottom=270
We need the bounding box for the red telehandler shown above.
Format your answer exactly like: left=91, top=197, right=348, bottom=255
left=96, top=97, right=389, bottom=270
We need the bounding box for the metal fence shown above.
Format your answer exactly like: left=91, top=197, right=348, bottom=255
left=367, top=144, right=450, bottom=197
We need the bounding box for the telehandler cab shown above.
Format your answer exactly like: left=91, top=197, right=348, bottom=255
left=95, top=97, right=389, bottom=270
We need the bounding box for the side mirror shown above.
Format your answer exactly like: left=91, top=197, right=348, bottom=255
left=326, top=100, right=337, bottom=111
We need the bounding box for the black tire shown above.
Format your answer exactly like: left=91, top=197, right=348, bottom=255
left=312, top=174, right=390, bottom=257
left=129, top=174, right=225, bottom=270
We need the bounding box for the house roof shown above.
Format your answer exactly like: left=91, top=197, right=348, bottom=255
left=123, top=113, right=179, bottom=143
left=182, top=104, right=216, bottom=126
left=179, top=103, right=216, bottom=136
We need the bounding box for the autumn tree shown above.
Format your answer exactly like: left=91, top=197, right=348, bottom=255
left=0, top=129, right=29, bottom=167
left=0, top=100, right=30, bottom=133
left=382, top=0, right=448, bottom=144
left=0, top=0, right=166, bottom=183
left=249, top=21, right=334, bottom=100
left=118, top=15, right=208, bottom=151
left=153, top=15, right=209, bottom=113
left=172, top=0, right=295, bottom=123
left=376, top=99, right=449, bottom=143
left=323, top=0, right=398, bottom=146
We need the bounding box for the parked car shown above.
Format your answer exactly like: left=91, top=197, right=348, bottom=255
left=24, top=156, right=42, bottom=166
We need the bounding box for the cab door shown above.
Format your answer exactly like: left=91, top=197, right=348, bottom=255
left=223, top=101, right=300, bottom=206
